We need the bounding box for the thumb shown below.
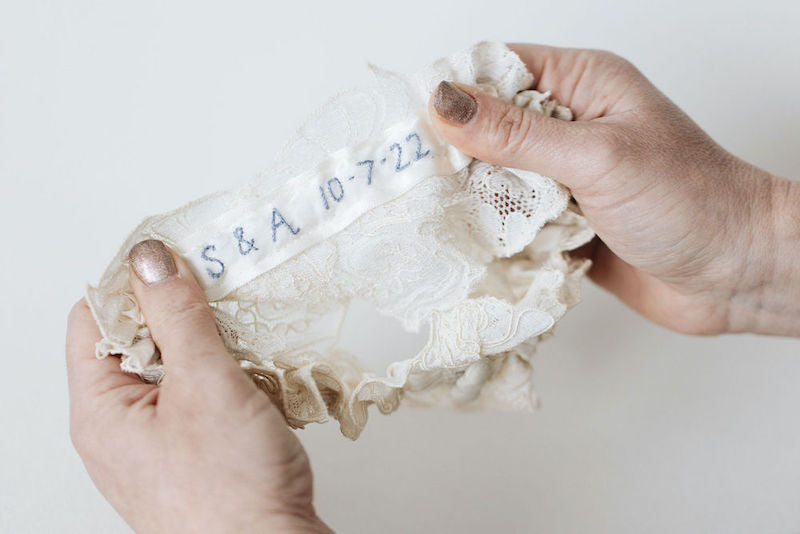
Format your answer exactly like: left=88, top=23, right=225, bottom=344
left=429, top=81, right=591, bottom=187
left=127, top=239, right=238, bottom=379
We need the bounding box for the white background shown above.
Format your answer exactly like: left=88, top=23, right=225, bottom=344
left=1, top=1, right=799, bottom=532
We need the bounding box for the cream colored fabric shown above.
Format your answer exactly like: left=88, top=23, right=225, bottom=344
left=86, top=41, right=594, bottom=439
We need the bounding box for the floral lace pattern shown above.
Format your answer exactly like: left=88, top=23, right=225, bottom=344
left=86, top=42, right=594, bottom=439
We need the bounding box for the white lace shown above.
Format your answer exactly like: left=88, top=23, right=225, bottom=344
left=86, top=42, right=594, bottom=439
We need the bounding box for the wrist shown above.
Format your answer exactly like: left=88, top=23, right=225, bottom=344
left=259, top=513, right=334, bottom=534
left=141, top=505, right=332, bottom=534
left=219, top=506, right=333, bottom=534
left=726, top=169, right=800, bottom=336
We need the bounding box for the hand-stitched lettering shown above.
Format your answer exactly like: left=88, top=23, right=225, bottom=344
left=327, top=177, right=344, bottom=202
left=271, top=208, right=301, bottom=242
left=356, top=159, right=374, bottom=184
left=406, top=132, right=430, bottom=161
left=201, top=245, right=225, bottom=279
left=389, top=142, right=410, bottom=171
left=186, top=126, right=442, bottom=295
left=319, top=185, right=330, bottom=210
left=233, top=226, right=258, bottom=255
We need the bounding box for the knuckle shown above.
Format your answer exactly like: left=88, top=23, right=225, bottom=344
left=489, top=104, right=535, bottom=158
left=587, top=125, right=638, bottom=172
left=592, top=49, right=631, bottom=68
left=162, top=298, right=214, bottom=333
left=613, top=58, right=638, bottom=79
left=152, top=278, right=208, bottom=320
left=584, top=49, right=639, bottom=79
left=142, top=278, right=226, bottom=356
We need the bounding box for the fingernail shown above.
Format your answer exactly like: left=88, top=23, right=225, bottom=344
left=128, top=239, right=177, bottom=285
left=433, top=81, right=477, bottom=124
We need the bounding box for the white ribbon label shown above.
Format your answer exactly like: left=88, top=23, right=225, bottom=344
left=175, top=116, right=472, bottom=300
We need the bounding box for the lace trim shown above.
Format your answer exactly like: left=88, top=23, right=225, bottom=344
left=85, top=42, right=595, bottom=440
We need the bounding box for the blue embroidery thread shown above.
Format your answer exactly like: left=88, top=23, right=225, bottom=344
left=233, top=226, right=258, bottom=256
left=356, top=159, right=374, bottom=184
left=327, top=177, right=344, bottom=202
left=271, top=208, right=300, bottom=242
left=201, top=245, right=225, bottom=279
left=195, top=130, right=436, bottom=285
left=406, top=132, right=430, bottom=160
left=389, top=143, right=410, bottom=171
left=319, top=185, right=329, bottom=210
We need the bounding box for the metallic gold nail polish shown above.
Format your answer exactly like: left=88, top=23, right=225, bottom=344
left=128, top=239, right=177, bottom=285
left=432, top=81, right=477, bottom=124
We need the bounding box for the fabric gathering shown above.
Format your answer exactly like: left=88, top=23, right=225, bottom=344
left=86, top=41, right=595, bottom=440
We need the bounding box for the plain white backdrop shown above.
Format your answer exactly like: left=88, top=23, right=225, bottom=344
left=1, top=1, right=799, bottom=532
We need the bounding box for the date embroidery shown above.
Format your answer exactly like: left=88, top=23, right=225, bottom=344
left=318, top=131, right=430, bottom=210
left=193, top=128, right=433, bottom=283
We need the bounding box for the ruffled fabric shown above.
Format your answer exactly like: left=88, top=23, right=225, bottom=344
left=86, top=41, right=594, bottom=439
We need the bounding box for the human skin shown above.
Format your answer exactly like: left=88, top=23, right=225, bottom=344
left=430, top=43, right=800, bottom=337
left=66, top=246, right=332, bottom=534
left=66, top=44, right=800, bottom=533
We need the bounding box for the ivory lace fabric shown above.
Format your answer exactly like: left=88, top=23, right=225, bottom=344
left=87, top=42, right=594, bottom=439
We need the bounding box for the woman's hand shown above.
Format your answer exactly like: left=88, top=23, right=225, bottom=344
left=66, top=240, right=332, bottom=534
left=430, top=43, right=800, bottom=337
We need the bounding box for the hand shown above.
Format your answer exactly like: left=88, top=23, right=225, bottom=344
left=66, top=240, right=332, bottom=534
left=429, top=43, right=800, bottom=337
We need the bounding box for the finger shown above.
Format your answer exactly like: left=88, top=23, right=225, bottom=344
left=429, top=80, right=593, bottom=187
left=507, top=43, right=576, bottom=93
left=127, top=239, right=237, bottom=378
left=66, top=299, right=151, bottom=411
left=506, top=43, right=591, bottom=113
left=508, top=43, right=645, bottom=120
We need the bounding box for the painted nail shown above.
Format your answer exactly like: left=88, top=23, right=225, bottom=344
left=128, top=239, right=177, bottom=285
left=432, top=81, right=477, bottom=124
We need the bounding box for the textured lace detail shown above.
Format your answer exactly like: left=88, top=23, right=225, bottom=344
left=85, top=42, right=594, bottom=439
